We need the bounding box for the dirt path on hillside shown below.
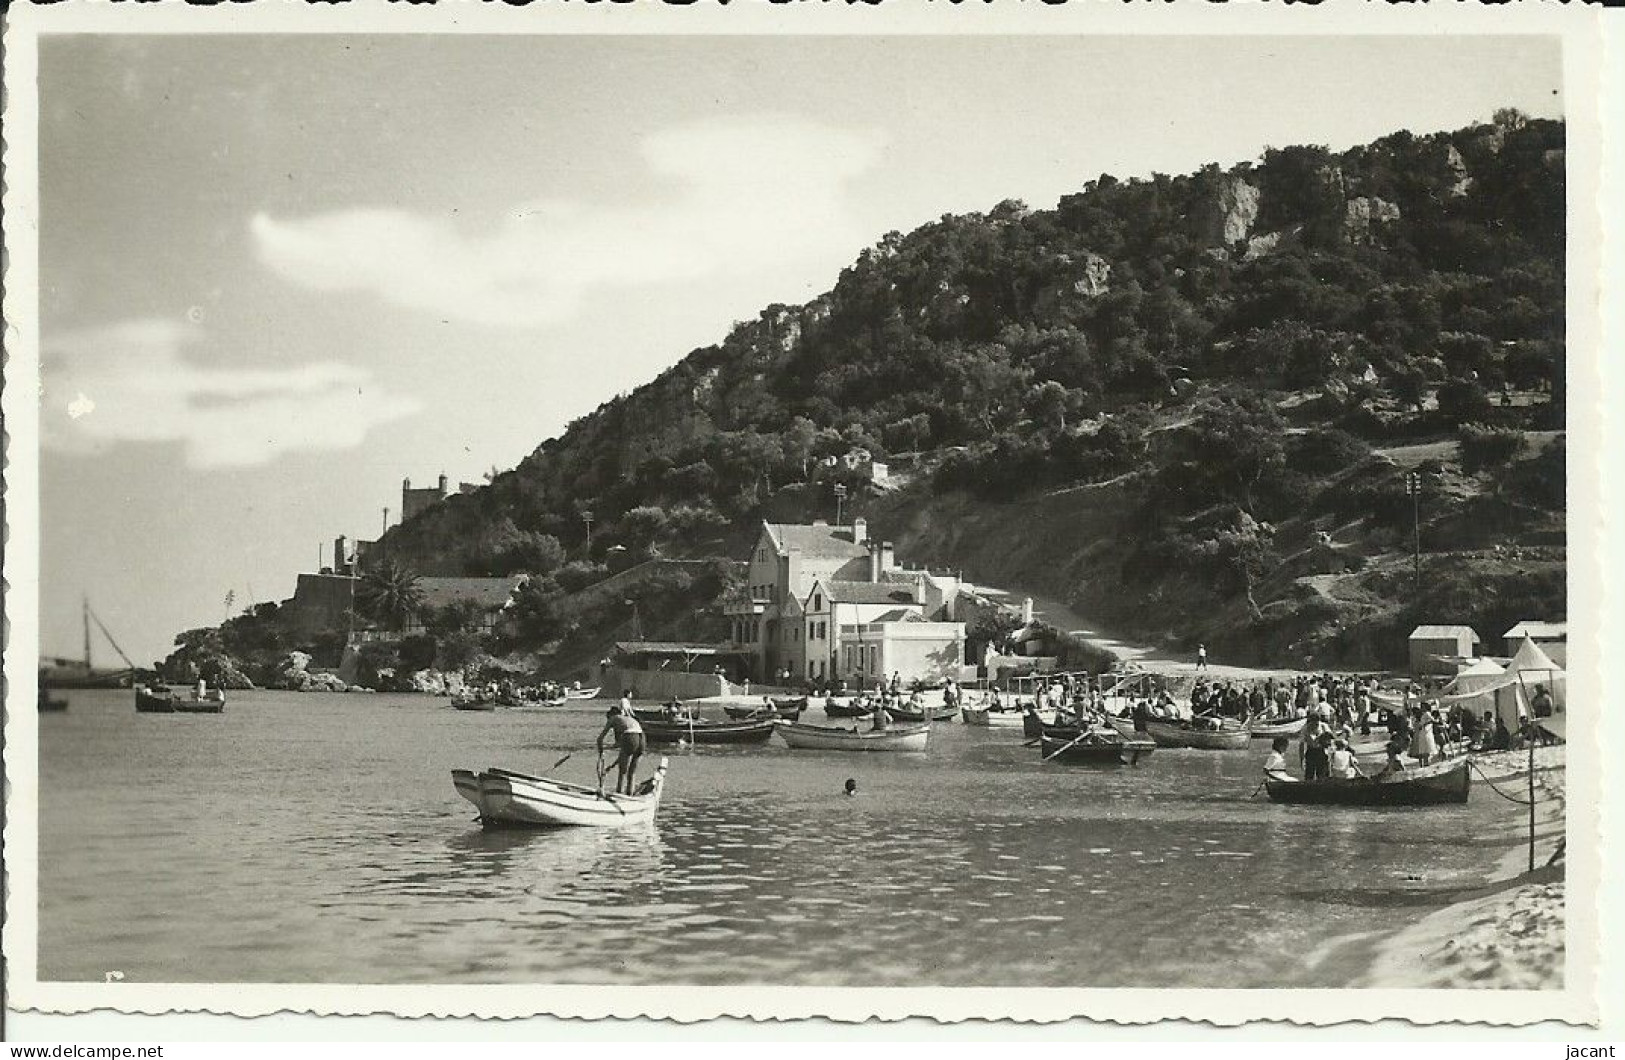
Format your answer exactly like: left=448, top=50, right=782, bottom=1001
left=970, top=582, right=1305, bottom=681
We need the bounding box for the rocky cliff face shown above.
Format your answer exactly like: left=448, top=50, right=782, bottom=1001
left=1217, top=177, right=1262, bottom=245
left=1344, top=196, right=1402, bottom=247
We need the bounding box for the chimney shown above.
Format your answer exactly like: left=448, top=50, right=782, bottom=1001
left=867, top=540, right=882, bottom=583
left=880, top=541, right=895, bottom=576
left=402, top=477, right=411, bottom=491
left=438, top=472, right=449, bottom=495
left=852, top=517, right=867, bottom=545
left=334, top=535, right=349, bottom=574
left=1022, top=597, right=1035, bottom=625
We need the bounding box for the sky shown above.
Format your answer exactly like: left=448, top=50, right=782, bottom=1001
left=35, top=33, right=1564, bottom=667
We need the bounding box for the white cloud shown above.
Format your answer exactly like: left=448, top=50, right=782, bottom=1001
left=250, top=116, right=884, bottom=327
left=41, top=318, right=421, bottom=467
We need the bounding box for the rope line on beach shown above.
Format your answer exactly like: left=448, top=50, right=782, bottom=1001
left=1467, top=759, right=1544, bottom=807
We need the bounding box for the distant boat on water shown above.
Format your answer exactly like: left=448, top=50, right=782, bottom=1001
left=40, top=597, right=142, bottom=689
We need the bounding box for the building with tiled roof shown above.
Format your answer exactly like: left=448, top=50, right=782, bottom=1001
left=725, top=518, right=967, bottom=687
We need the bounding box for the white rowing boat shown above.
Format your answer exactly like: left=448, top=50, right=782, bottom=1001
left=961, top=705, right=1027, bottom=729
left=776, top=721, right=930, bottom=752
left=452, top=757, right=669, bottom=828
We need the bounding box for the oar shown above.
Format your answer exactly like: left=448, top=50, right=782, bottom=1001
left=596, top=749, right=608, bottom=798
left=1042, top=729, right=1095, bottom=762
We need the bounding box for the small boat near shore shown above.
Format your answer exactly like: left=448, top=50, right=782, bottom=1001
left=175, top=692, right=226, bottom=714
left=725, top=700, right=805, bottom=721
left=632, top=704, right=701, bottom=724
left=452, top=694, right=496, bottom=712
left=1040, top=731, right=1156, bottom=765
left=1145, top=719, right=1251, bottom=751
left=1249, top=715, right=1307, bottom=739
left=641, top=717, right=778, bottom=745
left=962, top=705, right=1027, bottom=728
left=822, top=697, right=873, bottom=719
left=885, top=702, right=959, bottom=723
left=136, top=686, right=179, bottom=713
left=565, top=686, right=601, bottom=700
left=776, top=720, right=930, bottom=752
left=1262, top=758, right=1471, bottom=806
left=453, top=757, right=670, bottom=828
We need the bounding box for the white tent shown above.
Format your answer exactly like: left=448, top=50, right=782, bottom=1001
left=1442, top=657, right=1508, bottom=722
left=1508, top=634, right=1566, bottom=711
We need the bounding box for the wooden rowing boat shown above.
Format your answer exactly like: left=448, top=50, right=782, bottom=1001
left=1249, top=715, right=1307, bottom=738
left=565, top=686, right=601, bottom=700
left=631, top=704, right=700, bottom=723
left=823, top=697, right=874, bottom=719
left=776, top=720, right=930, bottom=752
left=1145, top=719, right=1251, bottom=750
left=640, top=717, right=778, bottom=745
left=1263, top=758, right=1470, bottom=806
left=885, top=702, right=959, bottom=723
left=174, top=693, right=226, bottom=714
left=1040, top=732, right=1157, bottom=765
left=962, top=705, right=1027, bottom=728
left=452, top=757, right=670, bottom=827
left=452, top=694, right=496, bottom=712
left=135, top=687, right=178, bottom=713
left=725, top=701, right=805, bottom=721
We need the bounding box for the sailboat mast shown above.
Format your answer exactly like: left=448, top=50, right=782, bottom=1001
left=83, top=595, right=92, bottom=669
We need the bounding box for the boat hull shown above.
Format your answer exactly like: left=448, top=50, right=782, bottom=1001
left=777, top=721, right=930, bottom=752
left=452, top=698, right=496, bottom=712
left=962, top=706, right=1026, bottom=728
left=641, top=718, right=777, bottom=745
left=173, top=698, right=225, bottom=714
left=135, top=688, right=178, bottom=713
left=822, top=698, right=873, bottom=719
left=1264, top=759, right=1470, bottom=806
left=1040, top=733, right=1156, bottom=765
left=1145, top=720, right=1251, bottom=750
left=565, top=687, right=602, bottom=700
left=1250, top=716, right=1307, bottom=739
left=725, top=702, right=804, bottom=721
left=453, top=759, right=669, bottom=827
left=885, top=704, right=958, bottom=723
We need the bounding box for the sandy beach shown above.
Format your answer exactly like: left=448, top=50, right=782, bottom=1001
left=1355, top=745, right=1566, bottom=989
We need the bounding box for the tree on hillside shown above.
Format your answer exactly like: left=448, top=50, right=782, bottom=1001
left=358, top=560, right=424, bottom=629
left=1027, top=380, right=1074, bottom=433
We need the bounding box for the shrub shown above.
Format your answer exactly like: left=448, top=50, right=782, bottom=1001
left=1289, top=428, right=1373, bottom=475
left=1436, top=377, right=1494, bottom=426
left=1458, top=423, right=1528, bottom=476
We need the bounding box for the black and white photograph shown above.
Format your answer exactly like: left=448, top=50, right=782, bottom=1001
left=2, top=6, right=1609, bottom=1032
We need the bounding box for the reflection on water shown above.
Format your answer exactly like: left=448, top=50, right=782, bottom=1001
left=37, top=690, right=1538, bottom=985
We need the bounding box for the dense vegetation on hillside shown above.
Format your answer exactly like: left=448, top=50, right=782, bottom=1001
left=198, top=110, right=1565, bottom=677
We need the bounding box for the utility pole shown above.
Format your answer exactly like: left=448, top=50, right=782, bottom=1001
left=1405, top=472, right=1422, bottom=589
left=834, top=483, right=847, bottom=527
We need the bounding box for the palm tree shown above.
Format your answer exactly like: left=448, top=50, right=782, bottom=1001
left=358, top=560, right=424, bottom=629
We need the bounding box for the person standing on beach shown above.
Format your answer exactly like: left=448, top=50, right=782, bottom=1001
left=1196, top=644, right=1208, bottom=671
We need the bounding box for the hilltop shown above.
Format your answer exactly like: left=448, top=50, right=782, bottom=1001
left=171, top=110, right=1565, bottom=681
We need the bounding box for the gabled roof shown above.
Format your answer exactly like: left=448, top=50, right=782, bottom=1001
left=1409, top=625, right=1480, bottom=642
left=822, top=579, right=919, bottom=606
left=870, top=608, right=923, bottom=623
left=1509, top=636, right=1564, bottom=675
left=1504, top=621, right=1566, bottom=641
left=762, top=521, right=869, bottom=562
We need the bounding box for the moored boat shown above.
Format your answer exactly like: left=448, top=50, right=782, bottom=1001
left=1040, top=731, right=1156, bottom=765
left=823, top=697, right=874, bottom=719
left=135, top=686, right=179, bottom=713
left=885, top=702, right=959, bottom=723
left=565, top=686, right=602, bottom=700
left=452, top=694, right=496, bottom=712
left=632, top=704, right=700, bottom=724
left=453, top=757, right=670, bottom=828
left=1262, top=758, right=1470, bottom=806
left=1145, top=719, right=1251, bottom=751
left=962, top=705, right=1026, bottom=728
left=641, top=716, right=778, bottom=745
left=1249, top=715, right=1307, bottom=739
left=776, top=720, right=930, bottom=752
left=725, top=700, right=805, bottom=721
left=174, top=692, right=226, bottom=714
left=38, top=687, right=68, bottom=712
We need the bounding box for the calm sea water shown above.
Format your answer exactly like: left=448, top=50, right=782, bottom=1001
left=37, top=689, right=1530, bottom=986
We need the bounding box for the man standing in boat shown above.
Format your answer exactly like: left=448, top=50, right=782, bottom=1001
left=597, top=702, right=645, bottom=796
